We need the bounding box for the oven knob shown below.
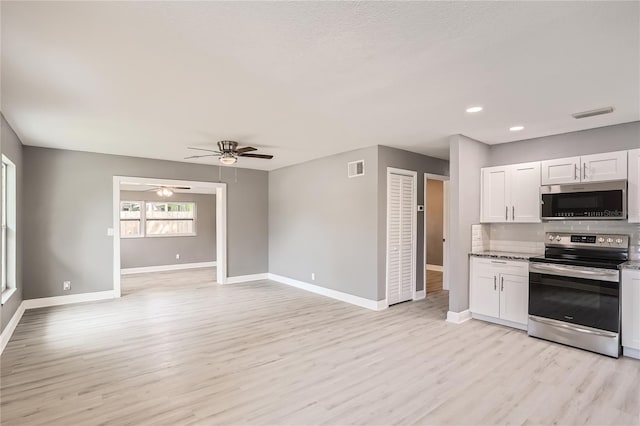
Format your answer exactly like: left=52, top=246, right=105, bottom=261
left=616, top=238, right=623, bottom=244
left=555, top=235, right=562, bottom=242
left=606, top=238, right=614, bottom=244
left=548, top=235, right=555, bottom=241
left=598, top=237, right=605, bottom=243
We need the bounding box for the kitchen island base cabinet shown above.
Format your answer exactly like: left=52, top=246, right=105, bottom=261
left=622, top=269, right=640, bottom=360
left=470, top=257, right=529, bottom=330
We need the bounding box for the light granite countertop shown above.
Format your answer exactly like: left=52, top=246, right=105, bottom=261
left=620, top=260, right=640, bottom=271
left=469, top=251, right=542, bottom=261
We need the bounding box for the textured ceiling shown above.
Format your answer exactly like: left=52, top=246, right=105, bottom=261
left=1, top=1, right=638, bottom=170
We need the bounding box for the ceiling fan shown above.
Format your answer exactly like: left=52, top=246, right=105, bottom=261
left=146, top=185, right=191, bottom=198
left=185, top=141, right=273, bottom=165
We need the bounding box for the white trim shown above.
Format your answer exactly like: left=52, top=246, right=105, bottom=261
left=471, top=313, right=527, bottom=331
left=0, top=300, right=25, bottom=354
left=426, top=264, right=443, bottom=272
left=1, top=287, right=17, bottom=305
left=121, top=261, right=217, bottom=275
left=223, top=273, right=269, bottom=284
left=23, top=291, right=115, bottom=309
left=268, top=273, right=387, bottom=311
left=386, top=168, right=418, bottom=304
left=114, top=176, right=227, bottom=295
left=414, top=290, right=426, bottom=300
left=623, top=347, right=640, bottom=360
left=446, top=309, right=471, bottom=324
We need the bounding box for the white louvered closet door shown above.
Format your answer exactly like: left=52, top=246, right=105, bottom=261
left=387, top=172, right=415, bottom=306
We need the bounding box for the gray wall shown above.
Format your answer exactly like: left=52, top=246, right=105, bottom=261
left=448, top=134, right=490, bottom=313
left=269, top=146, right=379, bottom=300
left=0, top=114, right=23, bottom=333
left=488, top=121, right=640, bottom=166
left=24, top=147, right=268, bottom=299
left=377, top=146, right=449, bottom=298
left=426, top=179, right=443, bottom=266
left=120, top=191, right=216, bottom=269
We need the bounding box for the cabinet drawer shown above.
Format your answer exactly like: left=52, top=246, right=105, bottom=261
left=471, top=257, right=528, bottom=276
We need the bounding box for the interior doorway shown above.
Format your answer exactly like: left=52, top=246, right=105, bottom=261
left=112, top=176, right=227, bottom=297
left=424, top=174, right=449, bottom=296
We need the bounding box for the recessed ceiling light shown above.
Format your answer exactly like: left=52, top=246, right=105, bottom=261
left=509, top=126, right=524, bottom=132
left=466, top=106, right=483, bottom=113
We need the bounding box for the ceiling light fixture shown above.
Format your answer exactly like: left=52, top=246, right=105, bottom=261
left=509, top=125, right=524, bottom=132
left=219, top=152, right=237, bottom=165
left=466, top=106, right=483, bottom=113
left=157, top=188, right=173, bottom=197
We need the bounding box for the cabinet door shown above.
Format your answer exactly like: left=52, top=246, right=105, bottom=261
left=541, top=157, right=581, bottom=185
left=581, top=151, right=628, bottom=182
left=470, top=259, right=500, bottom=318
left=481, top=166, right=509, bottom=223
left=510, top=162, right=541, bottom=223
left=499, top=273, right=529, bottom=325
left=628, top=149, right=640, bottom=223
left=622, top=270, right=640, bottom=351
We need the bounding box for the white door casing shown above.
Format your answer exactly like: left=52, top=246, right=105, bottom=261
left=386, top=168, right=417, bottom=306
left=629, top=149, right=640, bottom=223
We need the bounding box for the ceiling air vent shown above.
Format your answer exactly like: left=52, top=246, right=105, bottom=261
left=348, top=160, right=365, bottom=178
left=572, top=107, right=614, bottom=119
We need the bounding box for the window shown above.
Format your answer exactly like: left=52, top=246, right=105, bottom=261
left=120, top=201, right=143, bottom=237
left=1, top=155, right=16, bottom=303
left=119, top=201, right=196, bottom=238
left=146, top=202, right=196, bottom=236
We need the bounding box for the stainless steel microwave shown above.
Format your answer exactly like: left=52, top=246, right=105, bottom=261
left=541, top=180, right=626, bottom=220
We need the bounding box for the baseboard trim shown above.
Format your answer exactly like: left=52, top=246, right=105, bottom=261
left=471, top=312, right=527, bottom=331
left=268, top=273, right=387, bottom=311
left=426, top=264, right=443, bottom=272
left=0, top=301, right=25, bottom=354
left=23, top=291, right=116, bottom=309
left=223, top=273, right=269, bottom=285
left=623, top=346, right=640, bottom=360
left=414, top=290, right=426, bottom=301
left=446, top=309, right=471, bottom=324
left=121, top=261, right=217, bottom=275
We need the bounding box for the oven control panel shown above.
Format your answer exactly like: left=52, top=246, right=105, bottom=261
left=545, top=233, right=629, bottom=249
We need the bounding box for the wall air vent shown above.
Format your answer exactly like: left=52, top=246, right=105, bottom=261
left=348, top=160, right=365, bottom=178
left=572, top=107, right=614, bottom=119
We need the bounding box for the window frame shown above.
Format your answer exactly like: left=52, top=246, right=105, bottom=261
left=1, top=155, right=17, bottom=305
left=119, top=200, right=197, bottom=238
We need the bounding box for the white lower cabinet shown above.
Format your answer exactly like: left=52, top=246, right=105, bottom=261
left=470, top=257, right=529, bottom=329
left=622, top=269, right=640, bottom=359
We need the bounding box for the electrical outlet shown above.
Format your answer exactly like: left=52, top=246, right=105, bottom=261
left=176, top=254, right=180, bottom=260
left=63, top=281, right=71, bottom=291
left=311, top=273, right=315, bottom=281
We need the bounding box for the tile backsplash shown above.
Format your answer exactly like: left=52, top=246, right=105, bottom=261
left=472, top=221, right=640, bottom=260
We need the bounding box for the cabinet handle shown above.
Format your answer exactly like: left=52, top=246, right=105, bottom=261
left=512, top=206, right=515, bottom=221
left=501, top=276, right=504, bottom=291
left=494, top=276, right=497, bottom=291
left=575, top=164, right=579, bottom=180
left=505, top=206, right=508, bottom=221
left=583, top=163, right=587, bottom=180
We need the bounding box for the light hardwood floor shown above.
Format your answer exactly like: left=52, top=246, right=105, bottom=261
left=426, top=270, right=443, bottom=293
left=1, top=268, right=639, bottom=425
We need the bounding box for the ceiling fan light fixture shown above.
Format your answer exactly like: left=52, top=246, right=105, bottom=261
left=219, top=152, right=237, bottom=165
left=157, top=188, right=173, bottom=197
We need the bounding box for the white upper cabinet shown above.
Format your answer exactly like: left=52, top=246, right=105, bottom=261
left=481, top=162, right=540, bottom=223
left=481, top=166, right=509, bottom=222
left=541, top=156, right=581, bottom=185
left=629, top=148, right=640, bottom=223
left=541, top=151, right=628, bottom=185
left=581, top=151, right=628, bottom=182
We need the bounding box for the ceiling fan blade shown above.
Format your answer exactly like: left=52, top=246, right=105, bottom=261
left=238, top=153, right=274, bottom=159
left=187, top=147, right=221, bottom=154
left=236, top=146, right=257, bottom=154
left=172, top=186, right=192, bottom=190
left=184, top=154, right=218, bottom=159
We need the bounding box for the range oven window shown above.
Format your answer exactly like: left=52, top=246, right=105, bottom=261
left=542, top=189, right=624, bottom=218
left=529, top=272, right=619, bottom=332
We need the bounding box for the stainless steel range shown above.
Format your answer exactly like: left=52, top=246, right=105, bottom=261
left=528, top=233, right=629, bottom=357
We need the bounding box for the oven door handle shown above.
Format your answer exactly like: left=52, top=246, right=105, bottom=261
left=529, top=316, right=618, bottom=338
left=529, top=263, right=619, bottom=282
